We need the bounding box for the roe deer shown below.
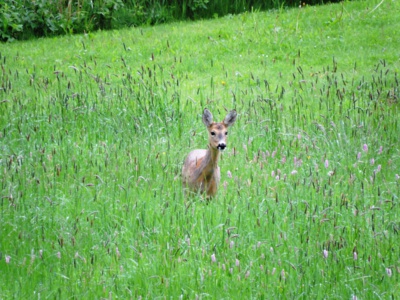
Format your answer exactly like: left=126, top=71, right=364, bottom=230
left=182, top=108, right=237, bottom=197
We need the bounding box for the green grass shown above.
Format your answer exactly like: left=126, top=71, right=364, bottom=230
left=1, top=0, right=399, bottom=298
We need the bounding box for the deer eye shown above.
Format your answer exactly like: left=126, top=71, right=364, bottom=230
left=225, top=131, right=228, bottom=136
left=211, top=131, right=216, bottom=136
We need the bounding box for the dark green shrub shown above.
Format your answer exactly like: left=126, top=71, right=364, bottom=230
left=0, top=0, right=23, bottom=41
left=0, top=0, right=125, bottom=41
left=1, top=0, right=341, bottom=41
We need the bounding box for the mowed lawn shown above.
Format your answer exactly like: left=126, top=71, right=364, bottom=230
left=0, top=0, right=399, bottom=298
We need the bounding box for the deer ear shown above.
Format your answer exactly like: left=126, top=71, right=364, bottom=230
left=223, top=110, right=237, bottom=127
left=202, top=108, right=213, bottom=127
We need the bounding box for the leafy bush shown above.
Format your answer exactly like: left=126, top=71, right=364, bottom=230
left=0, top=0, right=124, bottom=41
left=1, top=0, right=341, bottom=41
left=0, top=1, right=23, bottom=41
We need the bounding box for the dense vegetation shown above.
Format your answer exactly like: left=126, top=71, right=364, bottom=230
left=1, top=0, right=399, bottom=298
left=1, top=0, right=342, bottom=41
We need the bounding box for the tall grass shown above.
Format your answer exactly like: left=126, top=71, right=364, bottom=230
left=1, top=0, right=399, bottom=298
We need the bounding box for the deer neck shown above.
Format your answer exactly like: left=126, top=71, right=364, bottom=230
left=202, top=144, right=220, bottom=173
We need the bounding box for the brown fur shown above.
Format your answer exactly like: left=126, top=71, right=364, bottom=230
left=182, top=109, right=237, bottom=197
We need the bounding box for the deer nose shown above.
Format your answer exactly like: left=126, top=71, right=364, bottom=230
left=217, top=143, right=226, bottom=150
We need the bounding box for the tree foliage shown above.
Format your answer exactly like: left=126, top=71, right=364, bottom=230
left=1, top=0, right=339, bottom=41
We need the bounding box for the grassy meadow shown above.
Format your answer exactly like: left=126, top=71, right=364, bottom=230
left=1, top=0, right=399, bottom=298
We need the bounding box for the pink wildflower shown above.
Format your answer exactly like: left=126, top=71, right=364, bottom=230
left=211, top=253, right=216, bottom=263
left=116, top=247, right=121, bottom=258
left=235, top=259, right=240, bottom=268
left=245, top=271, right=250, bottom=279
left=386, top=268, right=392, bottom=277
